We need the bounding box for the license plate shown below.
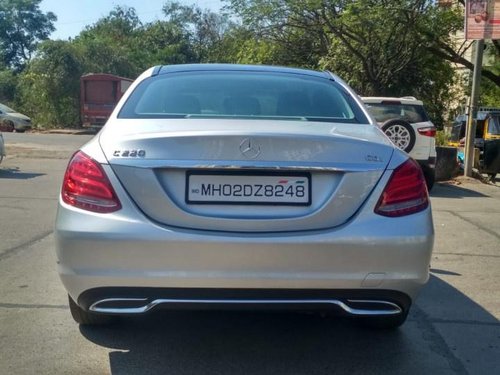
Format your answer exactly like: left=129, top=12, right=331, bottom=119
left=186, top=171, right=311, bottom=205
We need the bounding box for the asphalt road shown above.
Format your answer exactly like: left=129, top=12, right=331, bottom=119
left=0, top=133, right=499, bottom=374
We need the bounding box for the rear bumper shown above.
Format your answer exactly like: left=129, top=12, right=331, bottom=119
left=78, top=287, right=411, bottom=317
left=56, top=156, right=434, bottom=313
left=56, top=204, right=434, bottom=310
left=13, top=122, right=31, bottom=131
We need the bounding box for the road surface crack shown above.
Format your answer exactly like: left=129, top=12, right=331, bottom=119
left=429, top=318, right=500, bottom=327
left=0, top=302, right=68, bottom=310
left=433, top=252, right=500, bottom=258
left=442, top=210, right=500, bottom=241
left=413, top=306, right=469, bottom=375
left=0, top=230, right=53, bottom=261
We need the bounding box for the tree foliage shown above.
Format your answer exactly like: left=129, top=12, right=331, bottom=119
left=16, top=40, right=83, bottom=127
left=479, top=42, right=500, bottom=107
left=132, top=19, right=196, bottom=68
left=0, top=65, right=17, bottom=102
left=73, top=6, right=144, bottom=78
left=162, top=1, right=237, bottom=62
left=12, top=3, right=209, bottom=126
left=227, top=0, right=465, bottom=126
left=0, top=0, right=56, bottom=69
left=4, top=0, right=498, bottom=128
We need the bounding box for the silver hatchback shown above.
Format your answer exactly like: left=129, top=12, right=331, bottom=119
left=55, top=64, right=433, bottom=329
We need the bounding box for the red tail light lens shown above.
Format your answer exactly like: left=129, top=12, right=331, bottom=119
left=375, top=159, right=429, bottom=217
left=62, top=151, right=121, bottom=213
left=417, top=127, right=436, bottom=137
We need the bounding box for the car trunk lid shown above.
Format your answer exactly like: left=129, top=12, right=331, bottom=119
left=100, top=119, right=394, bottom=232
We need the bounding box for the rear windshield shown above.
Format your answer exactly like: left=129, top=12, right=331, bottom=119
left=365, top=103, right=430, bottom=123
left=489, top=116, right=500, bottom=135
left=119, top=71, right=368, bottom=123
left=0, top=103, right=15, bottom=113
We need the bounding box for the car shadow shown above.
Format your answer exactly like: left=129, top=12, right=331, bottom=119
left=79, top=276, right=499, bottom=375
left=430, top=182, right=489, bottom=198
left=430, top=268, right=461, bottom=276
left=0, top=167, right=45, bottom=180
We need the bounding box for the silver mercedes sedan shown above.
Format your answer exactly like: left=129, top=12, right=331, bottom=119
left=55, top=64, right=433, bottom=329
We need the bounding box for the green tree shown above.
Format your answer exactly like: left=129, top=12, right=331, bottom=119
left=0, top=0, right=56, bottom=69
left=16, top=40, right=83, bottom=127
left=227, top=0, right=463, bottom=127
left=163, top=1, right=236, bottom=62
left=133, top=20, right=196, bottom=67
left=479, top=42, right=500, bottom=107
left=423, top=2, right=500, bottom=88
left=74, top=5, right=142, bottom=78
left=11, top=5, right=204, bottom=128
left=0, top=65, right=17, bottom=102
left=74, top=5, right=200, bottom=76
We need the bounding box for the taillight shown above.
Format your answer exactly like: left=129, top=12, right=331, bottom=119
left=375, top=159, right=429, bottom=217
left=62, top=151, right=121, bottom=213
left=417, top=127, right=436, bottom=137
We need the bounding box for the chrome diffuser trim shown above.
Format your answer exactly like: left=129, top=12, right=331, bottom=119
left=89, top=298, right=402, bottom=316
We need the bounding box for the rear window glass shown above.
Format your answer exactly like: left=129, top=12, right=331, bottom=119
left=119, top=71, right=368, bottom=123
left=365, top=103, right=430, bottom=123
left=0, top=103, right=15, bottom=113
left=489, top=116, right=500, bottom=135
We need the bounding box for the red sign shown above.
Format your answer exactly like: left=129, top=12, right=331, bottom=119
left=465, top=0, right=500, bottom=39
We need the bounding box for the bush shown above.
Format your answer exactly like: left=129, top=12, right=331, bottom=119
left=435, top=130, right=450, bottom=146
left=15, top=40, right=83, bottom=129
left=0, top=69, right=18, bottom=103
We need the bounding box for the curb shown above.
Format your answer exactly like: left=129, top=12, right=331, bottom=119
left=33, top=129, right=96, bottom=135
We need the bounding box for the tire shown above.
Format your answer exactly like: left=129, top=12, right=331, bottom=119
left=421, top=165, right=435, bottom=191
left=68, top=295, right=115, bottom=326
left=358, top=309, right=409, bottom=330
left=0, top=120, right=15, bottom=132
left=381, top=119, right=416, bottom=153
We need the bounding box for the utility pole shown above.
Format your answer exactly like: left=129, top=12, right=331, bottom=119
left=464, top=39, right=484, bottom=177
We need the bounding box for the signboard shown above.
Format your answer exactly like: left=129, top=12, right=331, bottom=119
left=465, top=0, right=500, bottom=39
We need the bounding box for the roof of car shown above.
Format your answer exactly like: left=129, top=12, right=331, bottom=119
left=454, top=108, right=500, bottom=122
left=154, top=64, right=333, bottom=80
left=361, top=97, right=423, bottom=105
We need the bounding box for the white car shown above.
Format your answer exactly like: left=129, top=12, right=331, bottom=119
left=362, top=97, right=437, bottom=189
left=55, top=65, right=434, bottom=329
left=0, top=103, right=32, bottom=132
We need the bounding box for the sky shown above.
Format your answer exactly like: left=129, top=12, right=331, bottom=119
left=39, top=0, right=223, bottom=40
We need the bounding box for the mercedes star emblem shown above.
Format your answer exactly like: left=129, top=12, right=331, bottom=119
left=239, top=138, right=261, bottom=159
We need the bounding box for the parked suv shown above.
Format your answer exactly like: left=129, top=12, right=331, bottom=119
left=362, top=97, right=437, bottom=189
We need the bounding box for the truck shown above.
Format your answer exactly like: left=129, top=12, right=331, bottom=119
left=80, top=73, right=133, bottom=130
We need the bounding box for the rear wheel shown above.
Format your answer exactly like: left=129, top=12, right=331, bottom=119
left=382, top=119, right=416, bottom=153
left=68, top=295, right=115, bottom=325
left=0, top=120, right=15, bottom=132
